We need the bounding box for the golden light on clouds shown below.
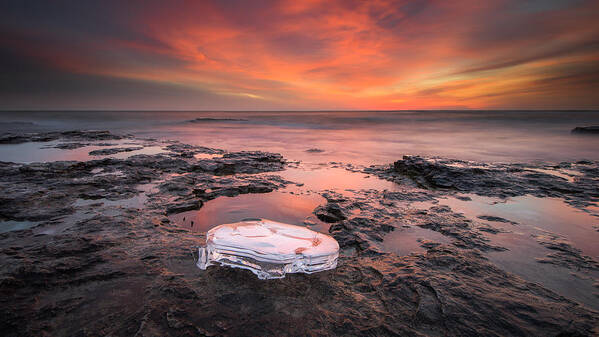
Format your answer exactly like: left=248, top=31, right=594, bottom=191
left=1, top=0, right=598, bottom=110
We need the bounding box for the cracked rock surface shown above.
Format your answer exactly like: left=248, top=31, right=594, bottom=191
left=0, top=131, right=598, bottom=336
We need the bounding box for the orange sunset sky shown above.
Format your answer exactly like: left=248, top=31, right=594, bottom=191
left=1, top=0, right=598, bottom=110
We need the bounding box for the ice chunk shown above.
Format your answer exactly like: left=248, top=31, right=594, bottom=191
left=196, top=218, right=339, bottom=279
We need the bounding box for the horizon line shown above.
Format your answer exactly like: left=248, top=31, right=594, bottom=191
left=1, top=109, right=598, bottom=113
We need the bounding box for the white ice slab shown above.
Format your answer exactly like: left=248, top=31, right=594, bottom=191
left=196, top=218, right=339, bottom=279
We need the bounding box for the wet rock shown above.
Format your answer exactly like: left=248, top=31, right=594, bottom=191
left=47, top=142, right=90, bottom=149
left=192, top=160, right=221, bottom=172
left=477, top=215, right=517, bottom=224
left=418, top=239, right=442, bottom=249
left=455, top=195, right=472, bottom=201
left=314, top=203, right=347, bottom=223
left=188, top=117, right=247, bottom=123
left=165, top=201, right=203, bottom=215
left=382, top=190, right=435, bottom=202
left=411, top=206, right=506, bottom=251
left=89, top=147, right=144, bottom=156
left=191, top=151, right=285, bottom=175
left=320, top=191, right=348, bottom=203
left=0, top=131, right=598, bottom=336
left=325, top=189, right=506, bottom=253
left=366, top=155, right=599, bottom=211
left=0, top=130, right=125, bottom=144
left=0, top=134, right=30, bottom=144
left=533, top=233, right=599, bottom=271
left=392, top=156, right=504, bottom=190
left=164, top=142, right=223, bottom=156
left=159, top=175, right=283, bottom=202
left=572, top=126, right=599, bottom=134
left=166, top=308, right=187, bottom=329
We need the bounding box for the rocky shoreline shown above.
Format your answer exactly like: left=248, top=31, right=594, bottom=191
left=0, top=131, right=598, bottom=336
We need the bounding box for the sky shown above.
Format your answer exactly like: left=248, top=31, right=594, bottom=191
left=1, top=0, right=598, bottom=110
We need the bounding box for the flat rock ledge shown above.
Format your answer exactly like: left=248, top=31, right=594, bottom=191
left=0, top=132, right=597, bottom=336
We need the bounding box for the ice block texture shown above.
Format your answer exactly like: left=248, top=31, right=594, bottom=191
left=196, top=218, right=339, bottom=279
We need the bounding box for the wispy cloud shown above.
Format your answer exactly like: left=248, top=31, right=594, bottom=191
left=1, top=0, right=597, bottom=109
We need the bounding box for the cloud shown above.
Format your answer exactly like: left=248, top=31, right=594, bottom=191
left=454, top=38, right=599, bottom=75
left=0, top=0, right=597, bottom=109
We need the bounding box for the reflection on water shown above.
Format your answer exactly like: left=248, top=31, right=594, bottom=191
left=487, top=234, right=599, bottom=310
left=430, top=194, right=599, bottom=310
left=0, top=140, right=166, bottom=163
left=169, top=166, right=401, bottom=235
left=154, top=121, right=599, bottom=165
left=383, top=226, right=451, bottom=256
left=34, top=182, right=159, bottom=236
left=0, top=220, right=39, bottom=233
left=275, top=166, right=400, bottom=193
left=2, top=110, right=599, bottom=164
left=169, top=190, right=327, bottom=233
left=438, top=195, right=599, bottom=257
left=194, top=153, right=222, bottom=160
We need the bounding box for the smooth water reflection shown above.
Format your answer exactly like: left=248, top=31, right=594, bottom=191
left=429, top=194, right=599, bottom=310
left=3, top=110, right=599, bottom=164
left=437, top=195, right=599, bottom=257
left=0, top=140, right=165, bottom=163
left=169, top=190, right=327, bottom=233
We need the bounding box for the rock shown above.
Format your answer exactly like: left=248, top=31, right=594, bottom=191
left=572, top=126, right=599, bottom=134
left=191, top=151, right=285, bottom=175
left=165, top=201, right=203, bottom=215
left=188, top=118, right=247, bottom=123
left=314, top=203, right=347, bottom=223
left=89, top=147, right=144, bottom=156
left=366, top=155, right=599, bottom=211
left=164, top=142, right=223, bottom=156
left=418, top=239, right=442, bottom=249
left=166, top=308, right=186, bottom=329
left=477, top=215, right=517, bottom=224
left=0, top=130, right=125, bottom=144
left=392, top=156, right=500, bottom=190
left=533, top=233, right=599, bottom=271
left=0, top=131, right=598, bottom=336
left=47, top=142, right=90, bottom=149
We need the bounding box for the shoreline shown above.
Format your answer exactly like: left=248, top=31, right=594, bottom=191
left=0, top=130, right=598, bottom=336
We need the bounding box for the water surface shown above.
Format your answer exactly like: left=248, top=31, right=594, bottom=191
left=2, top=110, right=598, bottom=164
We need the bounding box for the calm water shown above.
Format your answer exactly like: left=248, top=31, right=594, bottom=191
left=2, top=110, right=599, bottom=164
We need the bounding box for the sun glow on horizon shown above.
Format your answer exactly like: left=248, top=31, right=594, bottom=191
left=1, top=0, right=598, bottom=110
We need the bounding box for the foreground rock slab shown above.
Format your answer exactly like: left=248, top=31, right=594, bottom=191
left=0, top=131, right=597, bottom=336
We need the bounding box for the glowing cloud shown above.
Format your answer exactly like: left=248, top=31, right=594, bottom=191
left=1, top=0, right=598, bottom=110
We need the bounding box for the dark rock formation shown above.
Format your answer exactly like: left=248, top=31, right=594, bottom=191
left=0, top=131, right=597, bottom=336
left=191, top=151, right=285, bottom=175
left=89, top=147, right=144, bottom=156
left=533, top=233, right=599, bottom=271
left=572, top=126, right=599, bottom=134
left=477, top=215, right=517, bottom=224
left=188, top=118, right=248, bottom=123
left=365, top=155, right=599, bottom=209
left=0, top=130, right=125, bottom=144
left=314, top=203, right=347, bottom=223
